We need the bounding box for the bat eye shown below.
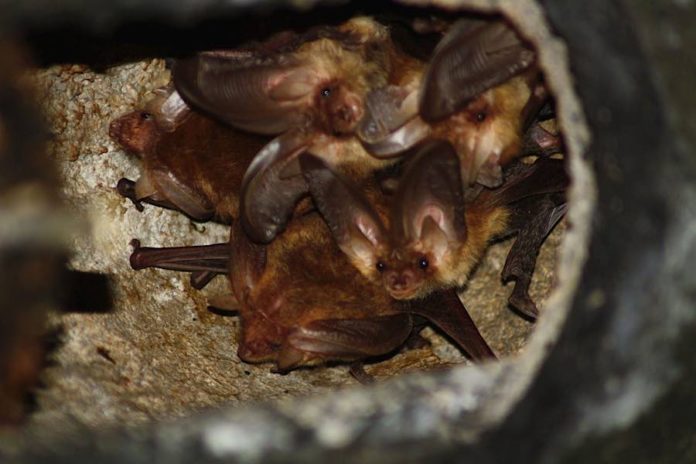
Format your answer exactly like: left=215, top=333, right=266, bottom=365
left=475, top=111, right=487, bottom=123
left=418, top=257, right=429, bottom=270
left=140, top=112, right=153, bottom=121
left=320, top=87, right=332, bottom=98
left=376, top=261, right=386, bottom=272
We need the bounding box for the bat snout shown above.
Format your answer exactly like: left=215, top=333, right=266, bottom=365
left=109, top=111, right=157, bottom=154
left=384, top=269, right=419, bottom=300
left=329, top=91, right=364, bottom=134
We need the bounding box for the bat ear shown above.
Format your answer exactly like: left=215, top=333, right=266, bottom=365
left=420, top=18, right=536, bottom=122
left=357, top=86, right=431, bottom=158
left=173, top=54, right=321, bottom=135
left=392, top=140, right=467, bottom=258
left=240, top=128, right=311, bottom=244
left=300, top=153, right=387, bottom=273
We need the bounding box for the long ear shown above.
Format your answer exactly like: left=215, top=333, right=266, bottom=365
left=420, top=18, right=536, bottom=122
left=173, top=53, right=321, bottom=135
left=300, top=153, right=387, bottom=273
left=392, top=140, right=467, bottom=251
left=240, top=128, right=311, bottom=244
left=357, top=86, right=431, bottom=157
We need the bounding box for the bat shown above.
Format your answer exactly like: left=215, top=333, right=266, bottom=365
left=110, top=90, right=272, bottom=289
left=128, top=201, right=496, bottom=372
left=357, top=17, right=560, bottom=191
left=171, top=16, right=426, bottom=244
left=114, top=107, right=496, bottom=367
left=302, top=139, right=568, bottom=320
left=109, top=88, right=269, bottom=224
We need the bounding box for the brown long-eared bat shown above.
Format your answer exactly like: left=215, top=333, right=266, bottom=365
left=172, top=17, right=426, bottom=244
left=132, top=213, right=495, bottom=372
left=109, top=88, right=269, bottom=224
left=113, top=104, right=496, bottom=372
left=357, top=17, right=561, bottom=190
left=303, top=139, right=568, bottom=319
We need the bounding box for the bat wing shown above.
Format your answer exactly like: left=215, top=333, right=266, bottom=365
left=229, top=223, right=268, bottom=300
left=129, top=240, right=230, bottom=274
left=147, top=167, right=215, bottom=221
left=420, top=18, right=535, bottom=122
left=478, top=157, right=568, bottom=209
left=408, top=289, right=496, bottom=361
left=279, top=314, right=413, bottom=371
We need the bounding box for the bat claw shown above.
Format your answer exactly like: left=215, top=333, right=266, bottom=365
left=116, top=178, right=144, bottom=212
left=349, top=362, right=375, bottom=384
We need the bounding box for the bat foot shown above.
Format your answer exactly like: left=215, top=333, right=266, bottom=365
left=349, top=362, right=375, bottom=385
left=502, top=269, right=538, bottom=321
left=116, top=178, right=144, bottom=212
left=274, top=345, right=307, bottom=374
left=507, top=284, right=539, bottom=321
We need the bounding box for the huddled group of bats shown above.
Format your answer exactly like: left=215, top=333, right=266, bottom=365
left=110, top=14, right=568, bottom=377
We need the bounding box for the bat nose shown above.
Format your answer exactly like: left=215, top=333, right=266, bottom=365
left=386, top=270, right=414, bottom=292
left=330, top=91, right=363, bottom=134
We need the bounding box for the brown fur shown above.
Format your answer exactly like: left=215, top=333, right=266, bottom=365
left=111, top=106, right=268, bottom=222
left=432, top=76, right=532, bottom=185
left=230, top=213, right=410, bottom=370
left=306, top=149, right=515, bottom=302
left=353, top=196, right=511, bottom=301
left=289, top=18, right=391, bottom=137
left=109, top=110, right=160, bottom=156
left=147, top=113, right=267, bottom=221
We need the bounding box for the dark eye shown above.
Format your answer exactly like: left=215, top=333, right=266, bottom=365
left=141, top=112, right=152, bottom=121
left=320, top=87, right=332, bottom=98
left=475, top=111, right=487, bottom=122
left=376, top=261, right=386, bottom=272
left=418, top=257, right=429, bottom=270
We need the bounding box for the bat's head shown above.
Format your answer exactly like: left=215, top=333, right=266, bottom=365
left=299, top=27, right=388, bottom=137
left=435, top=76, right=532, bottom=188
left=301, top=139, right=467, bottom=301
left=109, top=110, right=160, bottom=156
left=373, top=240, right=444, bottom=301
left=382, top=139, right=467, bottom=299
left=415, top=18, right=536, bottom=188
left=172, top=17, right=388, bottom=138
left=313, top=80, right=365, bottom=136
